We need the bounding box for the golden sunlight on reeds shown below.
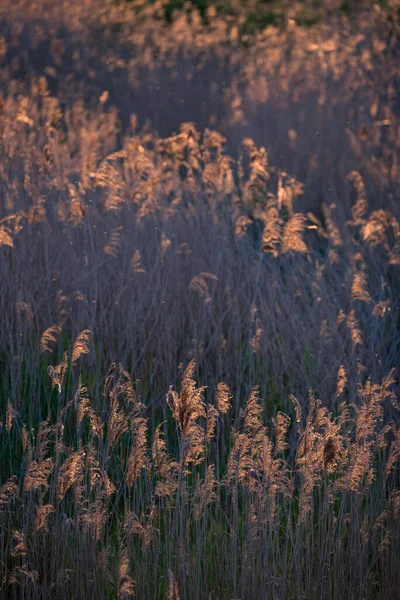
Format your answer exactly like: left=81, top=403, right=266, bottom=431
left=0, top=0, right=399, bottom=598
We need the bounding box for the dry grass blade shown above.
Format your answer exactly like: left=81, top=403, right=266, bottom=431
left=0, top=476, right=18, bottom=509
left=244, top=386, right=264, bottom=438
left=56, top=449, right=85, bottom=500
left=24, top=458, right=53, bottom=492
left=11, top=531, right=26, bottom=558
left=40, top=325, right=62, bottom=354
left=168, top=570, right=181, bottom=600
left=126, top=395, right=149, bottom=488
left=216, top=382, right=232, bottom=414
left=124, top=506, right=156, bottom=550
left=118, top=550, right=135, bottom=600
left=261, top=207, right=282, bottom=256
left=107, top=384, right=129, bottom=453
left=347, top=310, right=363, bottom=348
left=131, top=250, right=145, bottom=273
left=104, top=226, right=124, bottom=258
left=336, top=365, right=348, bottom=397
left=289, top=394, right=303, bottom=431
left=351, top=271, right=373, bottom=304
left=75, top=376, right=90, bottom=428
left=68, top=183, right=85, bottom=226
left=321, top=203, right=342, bottom=247
left=282, top=213, right=308, bottom=255
left=34, top=504, right=54, bottom=533
left=349, top=171, right=368, bottom=224
left=188, top=272, right=218, bottom=305
left=48, top=352, right=68, bottom=393
left=71, top=329, right=91, bottom=365
left=385, top=425, right=400, bottom=478
left=6, top=399, right=14, bottom=434
left=194, top=465, right=216, bottom=520
left=0, top=224, right=13, bottom=247
left=274, top=411, right=291, bottom=454
left=152, top=423, right=179, bottom=497
left=166, top=361, right=207, bottom=466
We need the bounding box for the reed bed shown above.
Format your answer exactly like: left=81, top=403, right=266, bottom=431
left=0, top=1, right=399, bottom=598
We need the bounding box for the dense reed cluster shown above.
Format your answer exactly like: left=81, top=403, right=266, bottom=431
left=0, top=0, right=399, bottom=598
left=1, top=352, right=399, bottom=598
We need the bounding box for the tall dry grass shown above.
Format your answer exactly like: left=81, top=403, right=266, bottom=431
left=1, top=354, right=399, bottom=598
left=0, top=0, right=399, bottom=598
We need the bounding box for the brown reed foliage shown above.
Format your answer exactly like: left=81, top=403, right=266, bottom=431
left=118, top=550, right=135, bottom=600
left=0, top=354, right=398, bottom=598
left=0, top=1, right=399, bottom=598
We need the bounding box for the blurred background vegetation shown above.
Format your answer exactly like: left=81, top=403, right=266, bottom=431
left=117, top=0, right=400, bottom=33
